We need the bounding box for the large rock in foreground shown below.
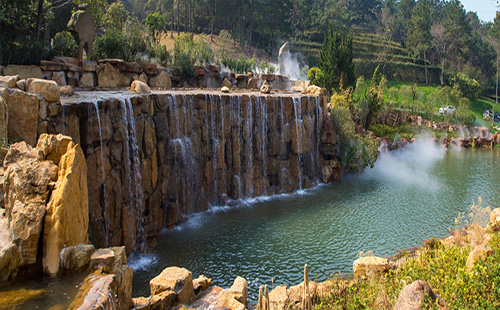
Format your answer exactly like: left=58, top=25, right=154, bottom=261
left=393, top=280, right=446, bottom=310
left=150, top=267, right=194, bottom=305
left=0, top=87, right=39, bottom=146
left=39, top=134, right=89, bottom=277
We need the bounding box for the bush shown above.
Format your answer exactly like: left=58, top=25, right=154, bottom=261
left=220, top=55, right=256, bottom=74
left=123, top=18, right=149, bottom=62
left=449, top=72, right=481, bottom=99
left=92, top=30, right=127, bottom=60
left=51, top=31, right=78, bottom=58
left=307, top=67, right=324, bottom=86
left=257, top=60, right=276, bottom=74
left=2, top=37, right=51, bottom=65
left=172, top=33, right=215, bottom=77
left=148, top=43, right=171, bottom=66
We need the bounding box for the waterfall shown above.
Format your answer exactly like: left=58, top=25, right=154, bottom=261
left=122, top=99, right=146, bottom=252
left=209, top=94, right=218, bottom=205
left=292, top=97, right=303, bottom=189
left=90, top=101, right=109, bottom=246
left=245, top=95, right=254, bottom=197
left=256, top=96, right=268, bottom=195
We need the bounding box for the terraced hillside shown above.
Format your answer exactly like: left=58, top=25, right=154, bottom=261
left=293, top=29, right=441, bottom=84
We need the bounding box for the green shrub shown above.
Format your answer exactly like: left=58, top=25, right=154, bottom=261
left=172, top=33, right=215, bottom=77
left=92, top=30, right=127, bottom=60
left=51, top=31, right=78, bottom=58
left=220, top=55, right=256, bottom=74
left=148, top=43, right=171, bottom=66
left=449, top=73, right=481, bottom=99
left=2, top=37, right=51, bottom=65
left=257, top=60, right=276, bottom=74
left=307, top=67, right=324, bottom=86
left=123, top=18, right=149, bottom=62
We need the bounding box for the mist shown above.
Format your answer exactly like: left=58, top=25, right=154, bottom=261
left=359, top=138, right=447, bottom=190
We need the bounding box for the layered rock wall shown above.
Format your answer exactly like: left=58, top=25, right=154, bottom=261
left=48, top=92, right=338, bottom=253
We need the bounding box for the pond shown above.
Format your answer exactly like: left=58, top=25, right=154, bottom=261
left=130, top=140, right=500, bottom=301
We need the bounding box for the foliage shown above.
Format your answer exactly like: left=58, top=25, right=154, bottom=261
left=365, top=65, right=387, bottom=127
left=73, top=0, right=107, bottom=28
left=51, top=31, right=78, bottom=57
left=307, top=67, right=324, bottom=87
left=330, top=88, right=378, bottom=172
left=172, top=33, right=215, bottom=77
left=449, top=73, right=481, bottom=99
left=406, top=1, right=432, bottom=84
left=354, top=61, right=441, bottom=84
left=103, top=2, right=128, bottom=31
left=145, top=12, right=166, bottom=43
left=257, top=60, right=276, bottom=74
left=91, top=29, right=127, bottom=60
left=123, top=17, right=149, bottom=62
left=319, top=23, right=356, bottom=94
left=148, top=43, right=171, bottom=66
left=368, top=123, right=428, bottom=141
left=220, top=55, right=256, bottom=74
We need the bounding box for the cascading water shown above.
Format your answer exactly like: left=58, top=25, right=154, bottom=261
left=122, top=98, right=146, bottom=252
left=292, top=97, right=304, bottom=189
left=245, top=95, right=254, bottom=197
left=90, top=101, right=109, bottom=246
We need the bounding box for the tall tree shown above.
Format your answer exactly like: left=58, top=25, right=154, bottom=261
left=489, top=12, right=500, bottom=105
left=431, top=22, right=446, bottom=85
left=319, top=23, right=355, bottom=94
left=442, top=0, right=470, bottom=76
left=406, top=1, right=432, bottom=84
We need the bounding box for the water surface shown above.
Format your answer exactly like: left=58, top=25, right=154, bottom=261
left=131, top=143, right=500, bottom=301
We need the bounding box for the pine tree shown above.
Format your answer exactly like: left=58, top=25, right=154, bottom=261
left=319, top=23, right=355, bottom=94
left=406, top=1, right=431, bottom=85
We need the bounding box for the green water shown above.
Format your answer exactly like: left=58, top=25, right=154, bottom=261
left=130, top=142, right=500, bottom=301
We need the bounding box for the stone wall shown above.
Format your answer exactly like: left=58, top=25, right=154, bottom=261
left=47, top=92, right=339, bottom=254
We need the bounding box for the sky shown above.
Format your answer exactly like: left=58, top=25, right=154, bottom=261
left=460, top=0, right=498, bottom=22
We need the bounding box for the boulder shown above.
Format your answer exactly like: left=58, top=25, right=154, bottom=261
left=193, top=275, right=211, bottom=295
left=16, top=79, right=26, bottom=91
left=466, top=244, right=492, bottom=272
left=353, top=256, right=392, bottom=279
left=0, top=96, right=7, bottom=143
left=41, top=135, right=89, bottom=277
left=138, top=72, right=148, bottom=84
left=81, top=60, right=97, bottom=72
left=97, top=63, right=121, bottom=88
left=130, top=80, right=151, bottom=93
left=221, top=78, right=232, bottom=88
left=269, top=285, right=288, bottom=310
left=68, top=270, right=118, bottom=310
left=150, top=266, right=193, bottom=305
left=229, top=276, right=248, bottom=305
left=0, top=213, right=22, bottom=282
left=190, top=286, right=245, bottom=310
left=90, top=248, right=115, bottom=273
left=52, top=71, right=67, bottom=86
left=3, top=65, right=43, bottom=79
left=132, top=290, right=177, bottom=310
left=149, top=71, right=172, bottom=88
left=393, top=280, right=446, bottom=310
left=1, top=87, right=39, bottom=146
left=60, top=85, right=75, bottom=96
left=488, top=208, right=500, bottom=230
left=60, top=244, right=95, bottom=271
left=3, top=141, right=58, bottom=264
left=260, top=80, right=272, bottom=93
left=26, top=78, right=60, bottom=102
left=79, top=72, right=97, bottom=88
left=221, top=86, right=230, bottom=93
left=302, top=85, right=326, bottom=96
left=0, top=75, right=20, bottom=88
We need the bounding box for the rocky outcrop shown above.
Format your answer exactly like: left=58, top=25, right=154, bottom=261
left=150, top=267, right=194, bottom=304
left=38, top=134, right=89, bottom=277
left=97, top=63, right=121, bottom=88
left=0, top=87, right=39, bottom=146
left=393, top=280, right=446, bottom=310
left=229, top=276, right=248, bottom=305
left=26, top=79, right=61, bottom=102
left=353, top=256, right=394, bottom=279
left=0, top=134, right=89, bottom=281
left=70, top=246, right=132, bottom=310
left=149, top=70, right=172, bottom=88
left=0, top=96, right=7, bottom=143
left=0, top=75, right=19, bottom=88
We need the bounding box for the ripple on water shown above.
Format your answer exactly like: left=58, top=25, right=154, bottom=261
left=131, top=145, right=500, bottom=303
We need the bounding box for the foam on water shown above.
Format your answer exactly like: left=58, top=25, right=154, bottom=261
left=128, top=253, right=159, bottom=272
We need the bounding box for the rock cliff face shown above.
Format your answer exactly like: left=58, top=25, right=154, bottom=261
left=47, top=92, right=339, bottom=254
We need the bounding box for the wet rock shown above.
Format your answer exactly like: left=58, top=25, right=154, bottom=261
left=26, top=78, right=60, bottom=102
left=190, top=286, right=245, bottom=310
left=150, top=266, right=193, bottom=305
left=393, top=280, right=446, bottom=310
left=90, top=248, right=115, bottom=273
left=1, top=87, right=39, bottom=146
left=68, top=270, right=118, bottom=310
left=0, top=288, right=48, bottom=308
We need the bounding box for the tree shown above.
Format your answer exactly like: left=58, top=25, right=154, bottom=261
left=406, top=1, right=432, bottom=85
left=319, top=23, right=356, bottom=94
left=103, top=2, right=128, bottom=31
left=442, top=0, right=470, bottom=76
left=146, top=12, right=166, bottom=43
left=365, top=65, right=386, bottom=127
left=489, top=12, right=500, bottom=105
left=431, top=23, right=447, bottom=86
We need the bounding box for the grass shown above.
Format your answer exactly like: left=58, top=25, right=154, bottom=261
left=315, top=202, right=500, bottom=309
